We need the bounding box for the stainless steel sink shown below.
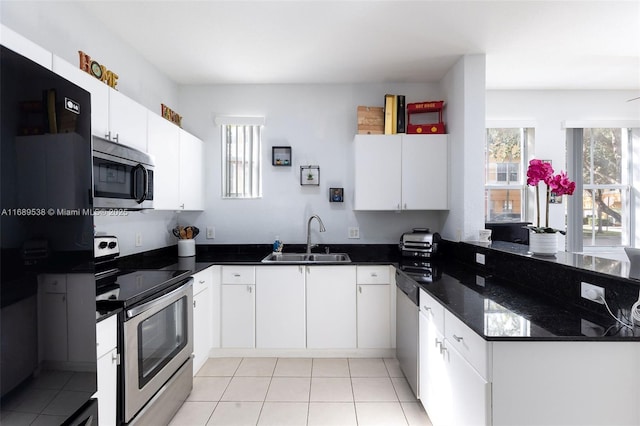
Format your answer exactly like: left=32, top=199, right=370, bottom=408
left=261, top=252, right=351, bottom=263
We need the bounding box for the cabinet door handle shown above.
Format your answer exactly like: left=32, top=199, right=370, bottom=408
left=370, top=273, right=377, bottom=277
left=359, top=286, right=362, bottom=293
left=453, top=334, right=464, bottom=342
left=113, top=133, right=119, bottom=143
left=105, top=131, right=111, bottom=140
left=199, top=280, right=205, bottom=284
left=233, top=273, right=241, bottom=277
left=112, top=352, right=120, bottom=365
left=440, top=345, right=448, bottom=356
left=193, top=300, right=197, bottom=308
left=422, top=306, right=431, bottom=312
left=404, top=203, right=407, bottom=209
left=247, top=286, right=252, bottom=293
left=435, top=339, right=442, bottom=350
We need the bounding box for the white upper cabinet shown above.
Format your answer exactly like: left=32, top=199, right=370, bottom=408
left=178, top=129, right=205, bottom=211
left=107, top=89, right=148, bottom=152
left=354, top=134, right=449, bottom=210
left=401, top=134, right=449, bottom=210
left=1, top=24, right=52, bottom=70
left=146, top=114, right=205, bottom=211
left=147, top=112, right=180, bottom=210
left=52, top=55, right=147, bottom=151
left=354, top=135, right=402, bottom=210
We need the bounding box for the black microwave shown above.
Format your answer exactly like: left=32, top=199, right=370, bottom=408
left=92, top=136, right=154, bottom=209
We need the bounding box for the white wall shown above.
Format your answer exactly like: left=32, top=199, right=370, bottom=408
left=440, top=55, right=487, bottom=242
left=178, top=83, right=448, bottom=245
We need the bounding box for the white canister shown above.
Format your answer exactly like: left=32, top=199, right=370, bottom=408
left=478, top=229, right=492, bottom=242
left=178, top=239, right=196, bottom=257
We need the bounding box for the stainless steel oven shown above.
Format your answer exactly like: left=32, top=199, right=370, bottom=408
left=123, top=279, right=193, bottom=424
left=95, top=236, right=193, bottom=425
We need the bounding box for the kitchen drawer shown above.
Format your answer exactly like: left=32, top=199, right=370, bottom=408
left=419, top=288, right=444, bottom=332
left=192, top=267, right=213, bottom=295
left=357, top=265, right=390, bottom=284
left=96, top=314, right=117, bottom=359
left=444, top=309, right=490, bottom=379
left=221, top=266, right=255, bottom=285
left=39, top=274, right=67, bottom=293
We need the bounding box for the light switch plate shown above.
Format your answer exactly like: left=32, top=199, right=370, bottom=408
left=348, top=227, right=360, bottom=239
left=206, top=227, right=215, bottom=239
left=475, top=253, right=485, bottom=265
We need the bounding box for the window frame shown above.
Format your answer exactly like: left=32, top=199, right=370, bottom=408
left=484, top=124, right=535, bottom=224
left=216, top=116, right=265, bottom=199
left=566, top=125, right=638, bottom=253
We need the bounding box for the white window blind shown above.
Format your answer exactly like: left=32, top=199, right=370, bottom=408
left=221, top=123, right=263, bottom=198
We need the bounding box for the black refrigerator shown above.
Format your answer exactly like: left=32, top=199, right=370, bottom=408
left=1, top=45, right=98, bottom=424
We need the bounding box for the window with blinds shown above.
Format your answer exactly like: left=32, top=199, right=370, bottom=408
left=221, top=123, right=263, bottom=198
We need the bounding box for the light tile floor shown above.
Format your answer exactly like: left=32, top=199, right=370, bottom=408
left=169, top=357, right=432, bottom=426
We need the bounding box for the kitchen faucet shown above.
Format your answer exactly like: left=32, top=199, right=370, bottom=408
left=306, top=215, right=326, bottom=254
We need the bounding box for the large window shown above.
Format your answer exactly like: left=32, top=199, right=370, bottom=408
left=580, top=128, right=632, bottom=248
left=221, top=122, right=263, bottom=198
left=484, top=128, right=534, bottom=222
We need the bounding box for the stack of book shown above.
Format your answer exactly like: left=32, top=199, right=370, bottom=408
left=383, top=94, right=406, bottom=135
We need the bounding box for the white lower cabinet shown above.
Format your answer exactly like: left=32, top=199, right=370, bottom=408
left=215, top=264, right=392, bottom=352
left=446, top=344, right=491, bottom=426
left=255, top=266, right=306, bottom=348
left=306, top=265, right=357, bottom=349
left=192, top=267, right=214, bottom=375
left=418, top=288, right=492, bottom=426
left=356, top=266, right=393, bottom=349
left=221, top=266, right=255, bottom=348
left=419, top=288, right=640, bottom=426
left=96, top=315, right=118, bottom=426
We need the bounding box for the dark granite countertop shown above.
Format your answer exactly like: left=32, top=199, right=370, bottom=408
left=414, top=261, right=639, bottom=341
left=469, top=240, right=640, bottom=284
left=115, top=242, right=640, bottom=341
left=96, top=307, right=121, bottom=323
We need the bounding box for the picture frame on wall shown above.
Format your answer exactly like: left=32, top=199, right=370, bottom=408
left=330, top=188, right=344, bottom=202
left=300, top=166, right=320, bottom=186
left=272, top=146, right=291, bottom=166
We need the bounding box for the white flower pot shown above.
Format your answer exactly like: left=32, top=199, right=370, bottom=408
left=529, top=231, right=558, bottom=256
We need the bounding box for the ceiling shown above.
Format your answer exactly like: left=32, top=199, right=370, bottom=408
left=79, top=0, right=640, bottom=90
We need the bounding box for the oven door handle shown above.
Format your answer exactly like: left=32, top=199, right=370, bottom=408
left=126, top=280, right=192, bottom=319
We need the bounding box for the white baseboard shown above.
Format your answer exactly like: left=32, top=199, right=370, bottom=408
left=207, top=347, right=397, bottom=358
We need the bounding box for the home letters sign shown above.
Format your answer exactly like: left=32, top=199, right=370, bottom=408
left=78, top=51, right=119, bottom=88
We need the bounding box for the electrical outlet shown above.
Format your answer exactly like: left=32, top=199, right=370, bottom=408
left=348, top=227, right=360, bottom=239
left=581, top=282, right=605, bottom=304
left=206, top=227, right=215, bottom=239
left=135, top=232, right=142, bottom=247
left=475, top=253, right=485, bottom=265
